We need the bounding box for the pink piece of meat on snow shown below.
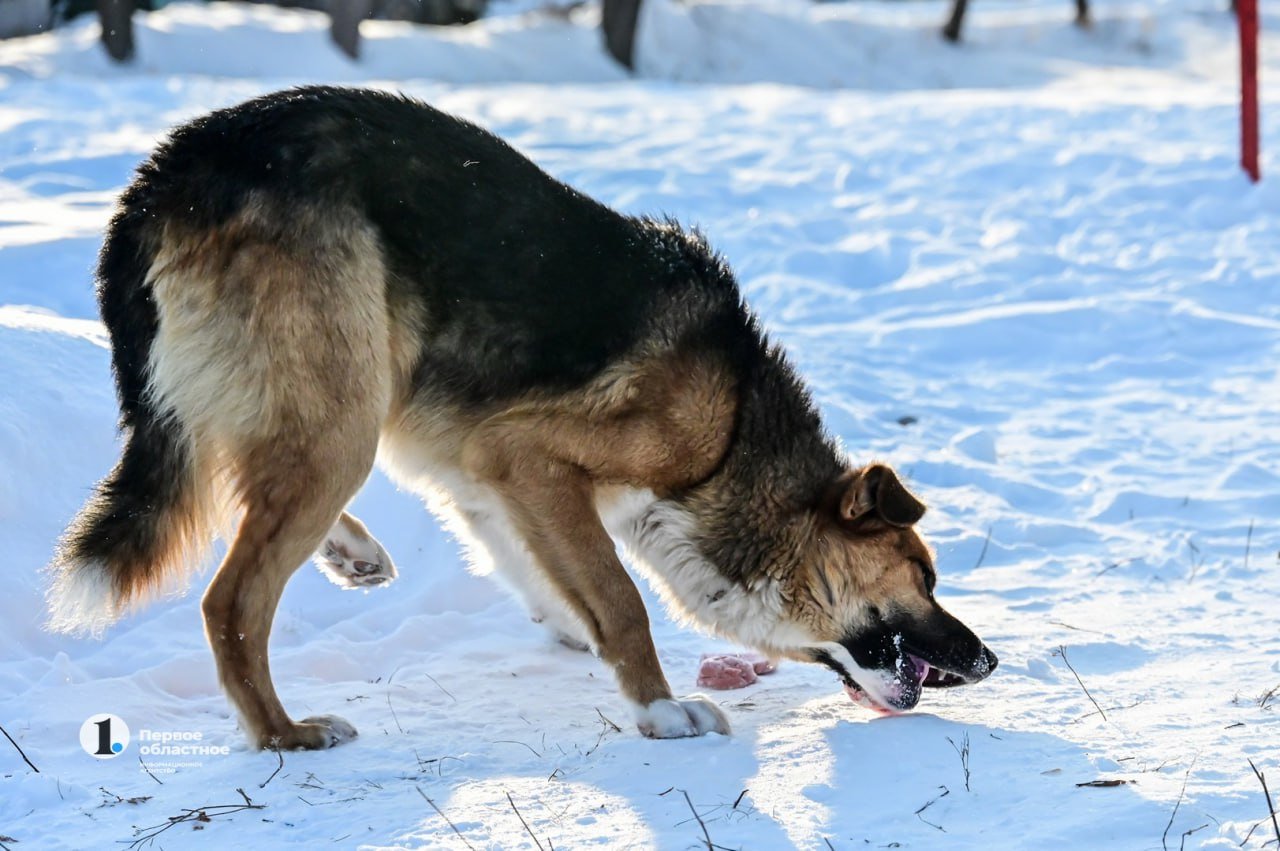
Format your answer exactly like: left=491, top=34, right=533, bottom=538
left=697, top=652, right=777, bottom=690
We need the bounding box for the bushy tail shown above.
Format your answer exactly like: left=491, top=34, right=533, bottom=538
left=47, top=211, right=216, bottom=636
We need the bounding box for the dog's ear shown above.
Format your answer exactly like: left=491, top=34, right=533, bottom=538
left=873, top=466, right=927, bottom=527
left=838, top=468, right=878, bottom=523
left=838, top=465, right=926, bottom=528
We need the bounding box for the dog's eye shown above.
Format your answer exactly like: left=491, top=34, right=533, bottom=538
left=912, top=559, right=937, bottom=594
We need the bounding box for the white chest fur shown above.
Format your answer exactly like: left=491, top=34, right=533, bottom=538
left=596, top=487, right=799, bottom=652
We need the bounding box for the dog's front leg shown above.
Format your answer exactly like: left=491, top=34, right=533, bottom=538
left=477, top=454, right=729, bottom=738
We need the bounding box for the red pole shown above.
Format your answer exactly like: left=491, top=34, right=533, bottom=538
left=1239, top=0, right=1260, bottom=182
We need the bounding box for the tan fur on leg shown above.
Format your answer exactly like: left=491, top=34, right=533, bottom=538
left=152, top=207, right=393, bottom=749
left=204, top=430, right=381, bottom=749
left=490, top=463, right=673, bottom=707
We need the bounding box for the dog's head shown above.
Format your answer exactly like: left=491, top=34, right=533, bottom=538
left=775, top=463, right=997, bottom=713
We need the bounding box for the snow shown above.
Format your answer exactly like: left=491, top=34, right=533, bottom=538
left=2, top=1, right=1279, bottom=848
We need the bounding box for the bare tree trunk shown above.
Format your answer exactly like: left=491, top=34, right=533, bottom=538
left=97, top=0, right=136, bottom=62
left=945, top=0, right=1089, bottom=41
left=941, top=0, right=967, bottom=42
left=329, top=0, right=374, bottom=59
left=1074, top=0, right=1091, bottom=27
left=601, top=0, right=641, bottom=70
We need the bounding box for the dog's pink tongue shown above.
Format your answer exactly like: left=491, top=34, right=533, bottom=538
left=908, top=656, right=931, bottom=687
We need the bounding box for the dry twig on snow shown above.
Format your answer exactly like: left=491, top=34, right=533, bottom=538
left=0, top=724, right=38, bottom=773
left=1161, top=757, right=1198, bottom=851
left=259, top=745, right=285, bottom=788
left=946, top=733, right=971, bottom=792
left=387, top=666, right=406, bottom=734
left=1055, top=646, right=1107, bottom=722
left=1076, top=779, right=1132, bottom=788
left=972, top=527, right=992, bottom=571
left=681, top=789, right=717, bottom=850
left=506, top=791, right=549, bottom=851
left=416, top=786, right=478, bottom=850
left=1179, top=823, right=1209, bottom=850
left=914, top=786, right=950, bottom=832
left=138, top=755, right=163, bottom=785
left=1248, top=759, right=1280, bottom=849
left=125, top=788, right=264, bottom=850
left=1245, top=519, right=1254, bottom=570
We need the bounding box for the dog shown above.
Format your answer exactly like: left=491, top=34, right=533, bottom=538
left=47, top=86, right=996, bottom=749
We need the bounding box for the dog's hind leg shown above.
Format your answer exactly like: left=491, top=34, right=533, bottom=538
left=314, top=511, right=398, bottom=590
left=205, top=434, right=379, bottom=750
left=148, top=210, right=394, bottom=749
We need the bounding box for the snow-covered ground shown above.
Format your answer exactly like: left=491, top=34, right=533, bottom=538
left=2, top=1, right=1278, bottom=849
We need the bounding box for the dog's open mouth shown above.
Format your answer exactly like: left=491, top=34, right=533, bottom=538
left=841, top=653, right=931, bottom=715
left=842, top=653, right=989, bottom=713
left=813, top=641, right=995, bottom=715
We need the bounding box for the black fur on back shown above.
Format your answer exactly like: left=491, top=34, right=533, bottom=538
left=121, top=86, right=760, bottom=405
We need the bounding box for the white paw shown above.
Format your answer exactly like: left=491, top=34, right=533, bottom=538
left=298, top=714, right=358, bottom=748
left=315, top=513, right=397, bottom=590
left=634, top=695, right=731, bottom=738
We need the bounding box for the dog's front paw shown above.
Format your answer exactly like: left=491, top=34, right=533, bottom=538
left=315, top=513, right=397, bottom=590
left=267, top=714, right=358, bottom=750
left=635, top=695, right=731, bottom=738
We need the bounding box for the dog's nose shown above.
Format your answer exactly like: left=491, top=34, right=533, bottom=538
left=978, top=645, right=998, bottom=678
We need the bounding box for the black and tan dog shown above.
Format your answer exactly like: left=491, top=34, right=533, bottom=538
left=48, top=87, right=995, bottom=749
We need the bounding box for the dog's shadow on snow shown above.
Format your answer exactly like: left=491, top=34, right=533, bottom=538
left=567, top=697, right=1179, bottom=847
left=805, top=711, right=1175, bottom=845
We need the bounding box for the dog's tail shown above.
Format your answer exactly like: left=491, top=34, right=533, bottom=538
left=47, top=210, right=219, bottom=637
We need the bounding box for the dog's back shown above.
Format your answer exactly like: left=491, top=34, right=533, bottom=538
left=129, top=88, right=725, bottom=402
